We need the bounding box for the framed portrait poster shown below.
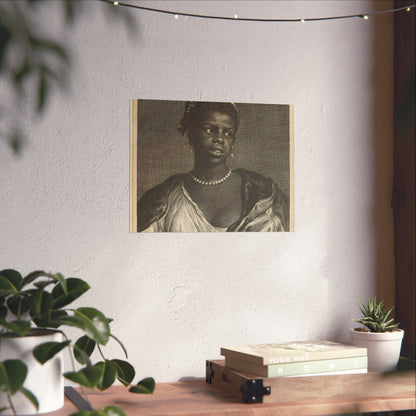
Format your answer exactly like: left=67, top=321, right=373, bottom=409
left=130, top=99, right=294, bottom=232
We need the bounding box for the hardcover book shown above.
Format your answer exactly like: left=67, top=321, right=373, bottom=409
left=224, top=355, right=368, bottom=377
left=220, top=341, right=368, bottom=366
left=285, top=368, right=368, bottom=377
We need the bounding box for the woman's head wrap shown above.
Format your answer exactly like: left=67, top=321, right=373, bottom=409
left=178, top=101, right=240, bottom=135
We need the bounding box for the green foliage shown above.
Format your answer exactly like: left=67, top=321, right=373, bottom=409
left=69, top=405, right=127, bottom=416
left=0, top=0, right=136, bottom=154
left=0, top=359, right=28, bottom=395
left=0, top=320, right=31, bottom=336
left=111, top=359, right=135, bottom=386
left=129, top=377, right=156, bottom=394
left=0, top=360, right=39, bottom=412
left=51, top=278, right=89, bottom=309
left=18, top=387, right=39, bottom=412
left=33, top=340, right=71, bottom=364
left=74, top=335, right=96, bottom=365
left=94, top=361, right=118, bottom=391
left=54, top=308, right=110, bottom=345
left=0, top=269, right=155, bottom=415
left=64, top=366, right=103, bottom=390
left=353, top=296, right=400, bottom=333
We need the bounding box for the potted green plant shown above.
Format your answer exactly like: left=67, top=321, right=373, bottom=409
left=351, top=296, right=404, bottom=372
left=0, top=269, right=155, bottom=416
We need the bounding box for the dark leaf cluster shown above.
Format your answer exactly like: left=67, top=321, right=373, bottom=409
left=0, top=269, right=154, bottom=416
left=0, top=0, right=135, bottom=154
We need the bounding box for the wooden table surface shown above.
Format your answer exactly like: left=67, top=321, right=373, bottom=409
left=49, top=370, right=415, bottom=416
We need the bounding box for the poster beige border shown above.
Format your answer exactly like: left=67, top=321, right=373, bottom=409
left=129, top=99, right=295, bottom=232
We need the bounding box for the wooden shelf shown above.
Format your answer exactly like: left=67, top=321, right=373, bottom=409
left=50, top=368, right=415, bottom=416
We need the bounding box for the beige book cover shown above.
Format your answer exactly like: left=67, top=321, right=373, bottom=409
left=221, top=341, right=367, bottom=365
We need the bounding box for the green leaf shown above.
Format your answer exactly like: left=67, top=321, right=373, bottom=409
left=355, top=296, right=400, bottom=332
left=0, top=276, right=19, bottom=296
left=19, top=386, right=39, bottom=411
left=51, top=278, right=90, bottom=308
left=29, top=290, right=53, bottom=326
left=33, top=280, right=55, bottom=290
left=73, top=348, right=93, bottom=368
left=0, top=359, right=27, bottom=395
left=74, top=335, right=96, bottom=365
left=74, top=308, right=110, bottom=345
left=54, top=310, right=109, bottom=345
left=64, top=366, right=102, bottom=389
left=12, top=57, right=33, bottom=84
left=29, top=289, right=53, bottom=317
left=30, top=36, right=70, bottom=65
left=22, top=271, right=68, bottom=294
left=383, top=306, right=394, bottom=321
left=69, top=407, right=126, bottom=416
left=33, top=340, right=70, bottom=364
left=94, top=361, right=117, bottom=391
left=63, top=0, right=77, bottom=24
left=97, top=406, right=127, bottom=416
left=52, top=315, right=90, bottom=333
left=0, top=319, right=31, bottom=336
left=37, top=66, right=48, bottom=112
left=7, top=295, right=30, bottom=317
left=52, top=273, right=67, bottom=294
left=47, top=310, right=69, bottom=328
left=22, top=270, right=50, bottom=287
left=110, top=359, right=135, bottom=386
left=0, top=270, right=22, bottom=291
left=0, top=304, right=7, bottom=321
left=7, top=128, right=27, bottom=155
left=128, top=377, right=155, bottom=394
left=68, top=412, right=92, bottom=416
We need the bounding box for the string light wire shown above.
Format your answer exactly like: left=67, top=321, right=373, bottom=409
left=102, top=0, right=415, bottom=22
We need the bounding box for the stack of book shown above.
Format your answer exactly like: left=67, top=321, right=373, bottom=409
left=220, top=340, right=368, bottom=378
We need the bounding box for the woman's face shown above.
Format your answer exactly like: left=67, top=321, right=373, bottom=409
left=188, top=110, right=237, bottom=166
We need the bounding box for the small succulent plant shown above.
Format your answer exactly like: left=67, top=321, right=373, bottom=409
left=353, top=296, right=400, bottom=333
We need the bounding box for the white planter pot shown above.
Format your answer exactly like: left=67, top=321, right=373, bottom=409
left=0, top=329, right=64, bottom=415
left=350, top=328, right=404, bottom=372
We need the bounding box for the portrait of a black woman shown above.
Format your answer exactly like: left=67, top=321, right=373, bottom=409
left=137, top=101, right=289, bottom=232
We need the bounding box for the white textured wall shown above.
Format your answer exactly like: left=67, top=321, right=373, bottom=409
left=0, top=1, right=394, bottom=382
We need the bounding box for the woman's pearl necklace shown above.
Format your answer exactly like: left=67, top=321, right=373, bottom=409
left=190, top=168, right=232, bottom=186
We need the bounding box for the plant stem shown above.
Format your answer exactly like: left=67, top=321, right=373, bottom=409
left=7, top=393, right=17, bottom=416
left=61, top=332, right=94, bottom=411
left=17, top=296, right=22, bottom=320
left=97, top=344, right=106, bottom=361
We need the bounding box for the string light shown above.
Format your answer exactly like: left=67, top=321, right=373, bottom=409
left=100, top=0, right=415, bottom=23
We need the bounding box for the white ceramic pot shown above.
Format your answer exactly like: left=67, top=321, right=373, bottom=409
left=0, top=329, right=64, bottom=415
left=350, top=328, right=404, bottom=372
